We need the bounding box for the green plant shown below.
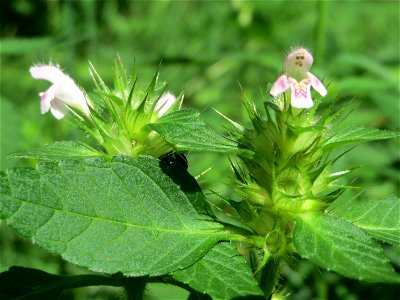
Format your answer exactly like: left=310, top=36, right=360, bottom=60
left=0, top=49, right=398, bottom=300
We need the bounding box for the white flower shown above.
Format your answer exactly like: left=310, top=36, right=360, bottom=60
left=30, top=64, right=90, bottom=119
left=154, top=92, right=177, bottom=117
left=270, top=48, right=327, bottom=109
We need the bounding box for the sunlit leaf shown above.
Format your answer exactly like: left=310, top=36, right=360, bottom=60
left=322, top=127, right=399, bottom=149
left=149, top=109, right=250, bottom=154
left=0, top=155, right=226, bottom=276
left=8, top=141, right=103, bottom=161
left=293, top=213, right=400, bottom=283
left=331, top=196, right=400, bottom=245
left=173, top=243, right=263, bottom=299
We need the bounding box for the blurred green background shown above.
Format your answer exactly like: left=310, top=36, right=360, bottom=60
left=1, top=1, right=399, bottom=299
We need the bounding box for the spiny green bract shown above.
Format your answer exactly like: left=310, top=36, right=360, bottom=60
left=217, top=92, right=398, bottom=262
left=82, top=57, right=183, bottom=158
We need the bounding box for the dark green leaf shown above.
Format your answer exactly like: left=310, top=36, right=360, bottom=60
left=293, top=213, right=400, bottom=283
left=173, top=243, right=263, bottom=299
left=8, top=141, right=103, bottom=161
left=149, top=109, right=249, bottom=154
left=0, top=155, right=226, bottom=276
left=331, top=196, right=400, bottom=245
left=0, top=266, right=116, bottom=300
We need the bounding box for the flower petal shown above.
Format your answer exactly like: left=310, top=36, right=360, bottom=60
left=39, top=86, right=56, bottom=114
left=30, top=65, right=67, bottom=84
left=50, top=99, right=69, bottom=119
left=270, top=75, right=289, bottom=97
left=55, top=84, right=90, bottom=115
left=284, top=48, right=314, bottom=81
left=30, top=64, right=90, bottom=118
left=308, top=72, right=327, bottom=97
left=289, top=78, right=313, bottom=109
left=155, top=92, right=177, bottom=117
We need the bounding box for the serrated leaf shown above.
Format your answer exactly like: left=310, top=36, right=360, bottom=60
left=322, top=127, right=399, bottom=149
left=0, top=155, right=226, bottom=276
left=293, top=213, right=400, bottom=283
left=331, top=196, right=400, bottom=245
left=149, top=109, right=249, bottom=154
left=173, top=243, right=263, bottom=299
left=8, top=141, right=103, bottom=161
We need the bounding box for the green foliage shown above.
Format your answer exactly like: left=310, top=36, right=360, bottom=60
left=173, top=243, right=263, bottom=299
left=331, top=196, right=400, bottom=245
left=322, top=127, right=399, bottom=149
left=0, top=155, right=226, bottom=276
left=1, top=1, right=399, bottom=299
left=293, top=213, right=400, bottom=283
left=149, top=109, right=248, bottom=154
left=215, top=90, right=400, bottom=296
left=9, top=141, right=103, bottom=161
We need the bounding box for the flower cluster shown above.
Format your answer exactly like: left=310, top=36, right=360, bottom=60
left=213, top=48, right=341, bottom=272
left=30, top=61, right=180, bottom=158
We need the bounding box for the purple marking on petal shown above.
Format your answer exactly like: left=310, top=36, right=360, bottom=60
left=39, top=87, right=55, bottom=114
left=289, top=78, right=313, bottom=108
left=284, top=48, right=314, bottom=81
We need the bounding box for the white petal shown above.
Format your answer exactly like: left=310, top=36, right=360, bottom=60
left=30, top=65, right=67, bottom=84
left=50, top=99, right=69, bottom=119
left=308, top=72, right=327, bottom=97
left=284, top=48, right=314, bottom=81
left=289, top=78, right=313, bottom=108
left=39, top=86, right=55, bottom=114
left=55, top=84, right=90, bottom=115
left=155, top=92, right=177, bottom=117
left=270, top=75, right=289, bottom=97
left=30, top=64, right=90, bottom=117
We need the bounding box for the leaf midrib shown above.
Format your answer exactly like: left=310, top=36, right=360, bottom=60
left=10, top=195, right=223, bottom=236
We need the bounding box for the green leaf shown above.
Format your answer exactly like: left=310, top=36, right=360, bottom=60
left=331, top=196, right=400, bottom=245
left=0, top=155, right=225, bottom=276
left=8, top=141, right=103, bottom=161
left=322, top=127, right=399, bottom=149
left=293, top=213, right=400, bottom=283
left=149, top=109, right=249, bottom=154
left=173, top=243, right=263, bottom=299
left=0, top=266, right=117, bottom=299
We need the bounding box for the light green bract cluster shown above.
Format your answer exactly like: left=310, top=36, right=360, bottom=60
left=29, top=57, right=182, bottom=159
left=211, top=48, right=400, bottom=295
left=1, top=51, right=399, bottom=300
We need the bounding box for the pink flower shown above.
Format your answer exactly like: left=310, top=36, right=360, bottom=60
left=154, top=92, right=177, bottom=117
left=270, top=48, right=327, bottom=109
left=30, top=64, right=90, bottom=119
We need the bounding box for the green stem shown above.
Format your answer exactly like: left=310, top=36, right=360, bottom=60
left=124, top=277, right=147, bottom=300
left=223, top=232, right=265, bottom=248
left=19, top=273, right=124, bottom=299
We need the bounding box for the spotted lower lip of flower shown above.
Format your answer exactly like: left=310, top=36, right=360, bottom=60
left=30, top=64, right=90, bottom=119
left=270, top=48, right=327, bottom=109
